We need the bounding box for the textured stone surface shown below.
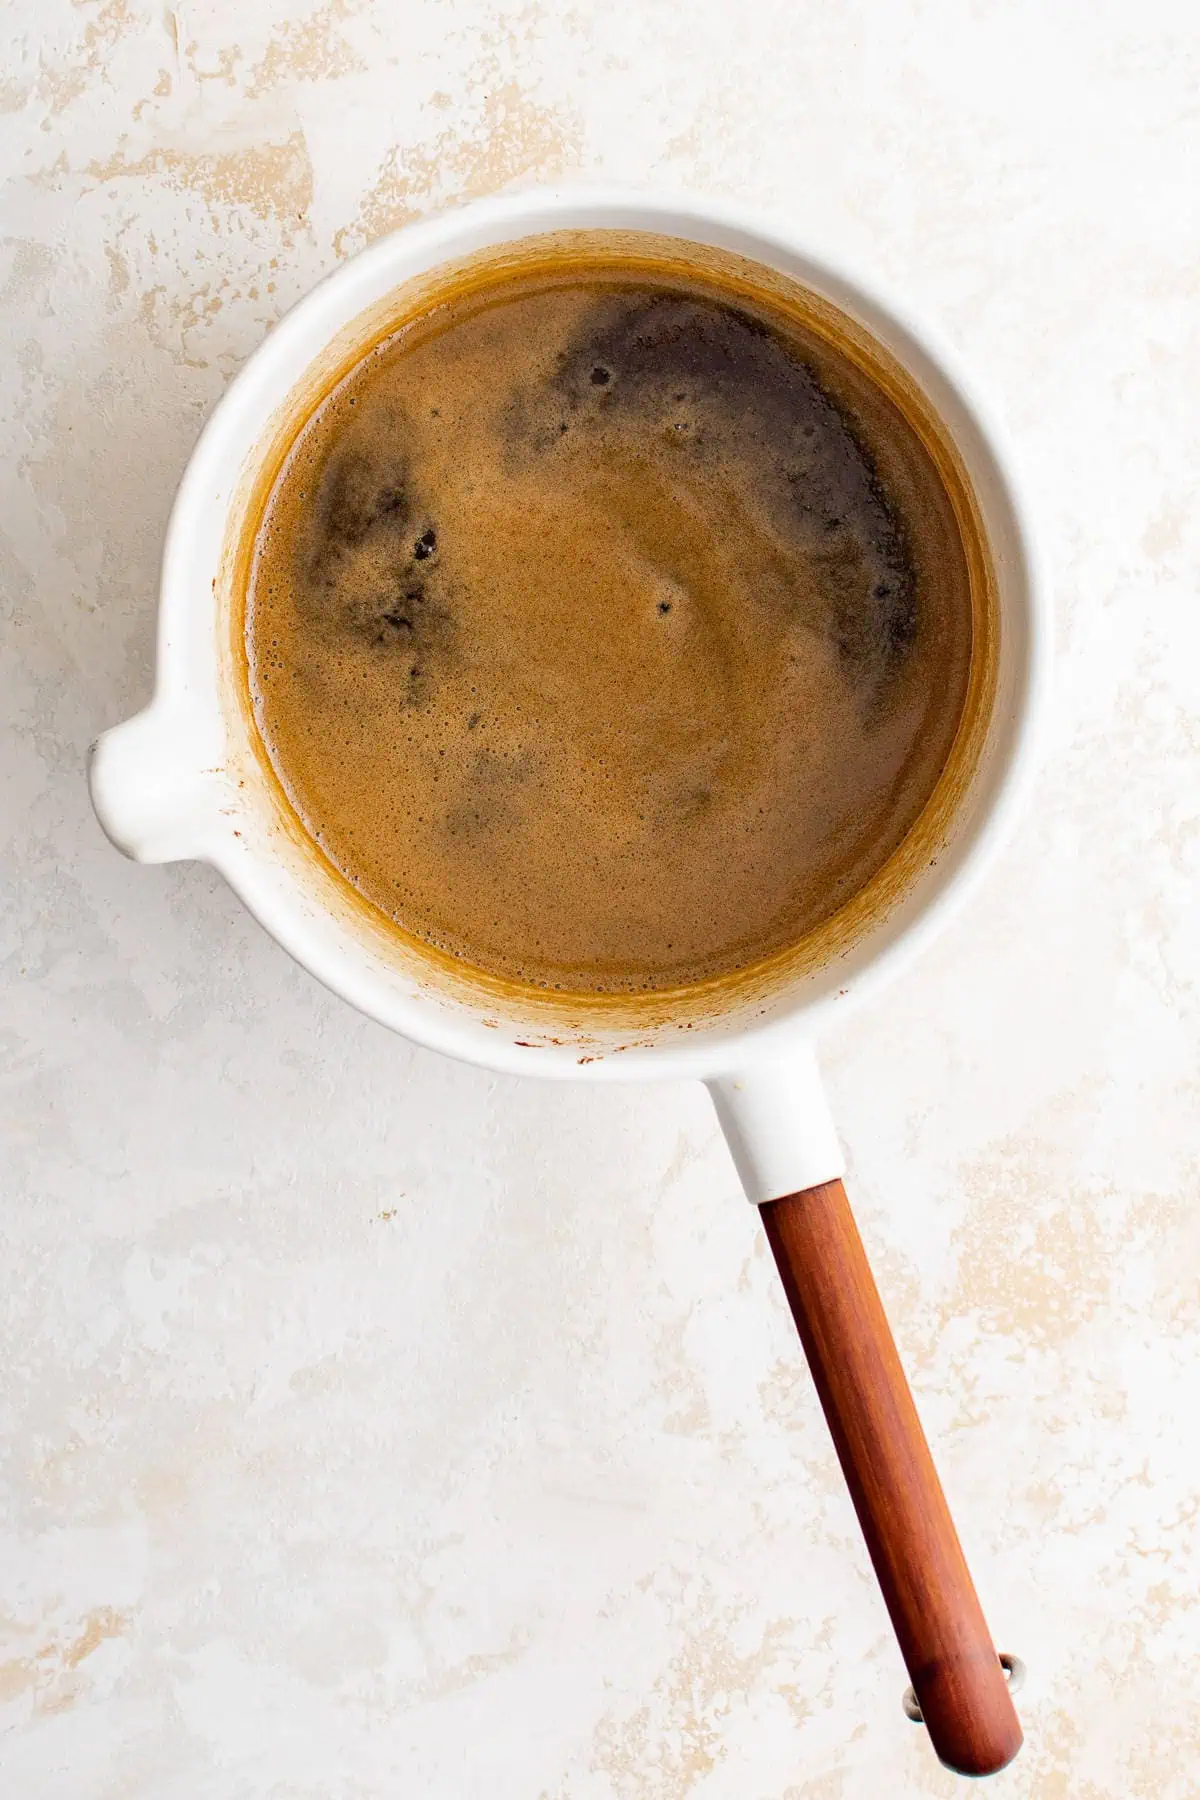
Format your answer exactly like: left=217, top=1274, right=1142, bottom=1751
left=1, top=2, right=1198, bottom=1794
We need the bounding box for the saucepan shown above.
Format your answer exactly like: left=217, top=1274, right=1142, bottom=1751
left=89, top=188, right=1048, bottom=1776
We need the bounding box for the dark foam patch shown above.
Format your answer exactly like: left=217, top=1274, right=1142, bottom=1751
left=292, top=413, right=453, bottom=702
left=522, top=290, right=918, bottom=701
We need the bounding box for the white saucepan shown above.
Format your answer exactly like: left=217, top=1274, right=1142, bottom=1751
left=90, top=188, right=1047, bottom=1776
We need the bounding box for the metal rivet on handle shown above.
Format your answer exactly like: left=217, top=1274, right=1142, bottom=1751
left=902, top=1654, right=1025, bottom=1724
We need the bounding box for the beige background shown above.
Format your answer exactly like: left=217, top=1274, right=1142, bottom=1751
left=2, top=2, right=1198, bottom=1795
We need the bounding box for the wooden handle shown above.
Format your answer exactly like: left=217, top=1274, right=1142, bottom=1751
left=760, top=1179, right=1022, bottom=1776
